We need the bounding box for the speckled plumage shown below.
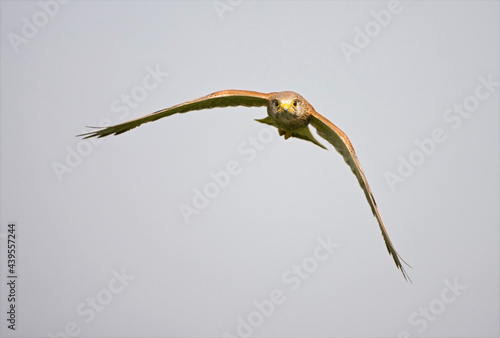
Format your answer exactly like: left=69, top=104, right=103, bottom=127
left=79, top=89, right=411, bottom=281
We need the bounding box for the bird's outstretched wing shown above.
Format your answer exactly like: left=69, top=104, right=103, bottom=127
left=309, top=111, right=411, bottom=281
left=78, top=90, right=272, bottom=139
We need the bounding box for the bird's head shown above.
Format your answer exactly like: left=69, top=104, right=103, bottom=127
left=269, top=91, right=307, bottom=118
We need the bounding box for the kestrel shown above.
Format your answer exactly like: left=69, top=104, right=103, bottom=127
left=79, top=90, right=411, bottom=281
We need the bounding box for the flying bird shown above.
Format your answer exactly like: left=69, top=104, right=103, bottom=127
left=79, top=90, right=411, bottom=281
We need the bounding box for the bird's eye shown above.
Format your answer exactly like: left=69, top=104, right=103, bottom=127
left=292, top=100, right=298, bottom=107
left=273, top=100, right=280, bottom=107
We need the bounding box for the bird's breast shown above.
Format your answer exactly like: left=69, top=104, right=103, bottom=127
left=267, top=107, right=310, bottom=131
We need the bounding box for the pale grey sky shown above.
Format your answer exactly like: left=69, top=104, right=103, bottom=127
left=1, top=1, right=499, bottom=337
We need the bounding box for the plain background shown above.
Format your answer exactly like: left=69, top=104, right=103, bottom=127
left=1, top=1, right=498, bottom=337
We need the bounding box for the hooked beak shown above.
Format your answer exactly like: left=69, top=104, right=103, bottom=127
left=279, top=102, right=292, bottom=113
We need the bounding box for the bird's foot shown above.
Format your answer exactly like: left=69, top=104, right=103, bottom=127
left=278, top=129, right=292, bottom=139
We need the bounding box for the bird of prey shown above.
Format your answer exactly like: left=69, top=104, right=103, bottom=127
left=79, top=89, right=411, bottom=281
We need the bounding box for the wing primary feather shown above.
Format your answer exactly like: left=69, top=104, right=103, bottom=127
left=309, top=111, right=411, bottom=282
left=77, top=90, right=272, bottom=139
